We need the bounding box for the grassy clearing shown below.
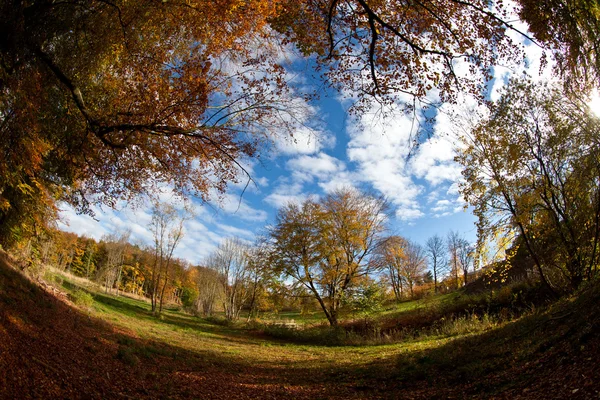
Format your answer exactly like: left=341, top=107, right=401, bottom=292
left=46, top=269, right=458, bottom=374
left=47, top=269, right=531, bottom=369
left=6, top=263, right=600, bottom=398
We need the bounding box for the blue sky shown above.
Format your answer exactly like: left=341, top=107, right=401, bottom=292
left=57, top=15, right=568, bottom=266
left=58, top=83, right=478, bottom=265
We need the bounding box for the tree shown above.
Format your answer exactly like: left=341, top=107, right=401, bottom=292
left=426, top=235, right=446, bottom=293
left=270, top=188, right=388, bottom=326
left=99, top=230, right=130, bottom=295
left=0, top=1, right=305, bottom=249
left=149, top=202, right=186, bottom=313
left=457, top=239, right=475, bottom=285
left=401, top=240, right=428, bottom=299
left=446, top=230, right=463, bottom=289
left=206, top=237, right=252, bottom=321
left=4, top=0, right=557, bottom=254
left=517, top=0, right=600, bottom=92
left=377, top=236, right=427, bottom=299
left=272, top=0, right=523, bottom=112
left=244, top=238, right=275, bottom=321
left=376, top=235, right=409, bottom=301
left=195, top=266, right=221, bottom=318
left=458, top=79, right=600, bottom=293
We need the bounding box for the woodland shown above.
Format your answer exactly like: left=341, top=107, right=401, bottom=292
left=1, top=0, right=600, bottom=398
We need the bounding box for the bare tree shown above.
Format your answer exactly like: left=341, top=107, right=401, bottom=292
left=245, top=238, right=274, bottom=321
left=447, top=231, right=462, bottom=288
left=207, top=237, right=251, bottom=321
left=402, top=241, right=428, bottom=298
left=100, top=230, right=130, bottom=295
left=195, top=266, right=221, bottom=317
left=377, top=236, right=427, bottom=299
left=376, top=236, right=408, bottom=301
left=426, top=235, right=446, bottom=293
left=149, top=202, right=186, bottom=314
left=458, top=239, right=475, bottom=285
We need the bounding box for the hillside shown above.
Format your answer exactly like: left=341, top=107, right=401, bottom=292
left=1, top=252, right=599, bottom=399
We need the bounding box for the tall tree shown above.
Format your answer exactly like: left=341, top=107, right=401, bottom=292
left=458, top=79, right=600, bottom=293
left=270, top=188, right=388, bottom=326
left=446, top=230, right=463, bottom=289
left=378, top=236, right=427, bottom=299
left=401, top=240, right=428, bottom=299
left=272, top=0, right=523, bottom=112
left=517, top=0, right=600, bottom=92
left=244, top=238, right=275, bottom=321
left=207, top=237, right=252, bottom=321
left=149, top=202, right=186, bottom=313
left=376, top=235, right=409, bottom=301
left=457, top=239, right=475, bottom=285
left=0, top=1, right=303, bottom=248
left=195, top=266, right=221, bottom=318
left=100, top=230, right=130, bottom=295
left=426, top=235, right=446, bottom=293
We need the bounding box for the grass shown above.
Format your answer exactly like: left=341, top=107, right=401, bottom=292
left=36, top=267, right=600, bottom=398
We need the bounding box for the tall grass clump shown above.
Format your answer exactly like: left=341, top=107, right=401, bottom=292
left=70, top=289, right=94, bottom=308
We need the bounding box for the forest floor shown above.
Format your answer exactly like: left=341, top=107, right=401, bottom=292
left=1, top=252, right=600, bottom=399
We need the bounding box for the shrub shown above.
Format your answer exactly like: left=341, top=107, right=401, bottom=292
left=70, top=289, right=94, bottom=308
left=180, top=286, right=198, bottom=308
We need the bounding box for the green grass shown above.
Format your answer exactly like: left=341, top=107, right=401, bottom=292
left=42, top=268, right=599, bottom=397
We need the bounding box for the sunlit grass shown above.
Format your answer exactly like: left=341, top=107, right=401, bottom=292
left=49, top=269, right=462, bottom=372
left=46, top=266, right=579, bottom=394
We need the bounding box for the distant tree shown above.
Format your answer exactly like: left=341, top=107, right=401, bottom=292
left=342, top=279, right=385, bottom=317
left=244, top=238, right=275, bottom=321
left=270, top=188, right=388, bottom=326
left=100, top=230, right=130, bottom=295
left=426, top=235, right=446, bottom=293
left=149, top=202, right=186, bottom=314
left=447, top=231, right=463, bottom=288
left=423, top=271, right=434, bottom=284
left=376, top=235, right=408, bottom=301
left=195, top=266, right=221, bottom=318
left=207, top=238, right=252, bottom=321
left=457, top=239, right=475, bottom=285
left=401, top=241, right=428, bottom=298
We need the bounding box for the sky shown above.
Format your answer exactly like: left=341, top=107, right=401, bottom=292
left=56, top=11, right=591, bottom=266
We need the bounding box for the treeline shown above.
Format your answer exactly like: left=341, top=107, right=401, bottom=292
left=15, top=212, right=482, bottom=327
left=19, top=228, right=317, bottom=319
left=32, top=229, right=192, bottom=306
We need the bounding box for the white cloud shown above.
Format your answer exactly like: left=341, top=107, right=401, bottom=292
left=409, top=130, right=462, bottom=187
left=346, top=108, right=425, bottom=220
left=274, top=126, right=335, bottom=155
left=216, top=223, right=254, bottom=238
left=263, top=181, right=308, bottom=208
left=219, top=193, right=268, bottom=222
left=396, top=208, right=424, bottom=220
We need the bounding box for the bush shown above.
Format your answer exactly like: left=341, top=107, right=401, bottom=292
left=180, top=286, right=198, bottom=308
left=70, top=289, right=94, bottom=308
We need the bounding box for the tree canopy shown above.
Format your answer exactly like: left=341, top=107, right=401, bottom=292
left=0, top=0, right=295, bottom=244
left=270, top=187, right=388, bottom=326
left=457, top=79, right=600, bottom=293
left=2, top=0, right=600, bottom=249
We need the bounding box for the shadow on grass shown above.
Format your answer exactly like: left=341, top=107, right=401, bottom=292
left=90, top=289, right=259, bottom=343
left=5, top=257, right=600, bottom=399
left=54, top=271, right=600, bottom=398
